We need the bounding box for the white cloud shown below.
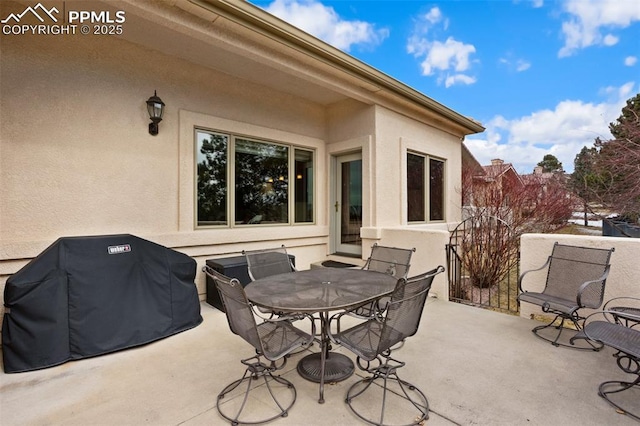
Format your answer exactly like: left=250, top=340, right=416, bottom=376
left=559, top=0, right=640, bottom=57
left=464, top=82, right=635, bottom=173
left=498, top=56, right=531, bottom=73
left=407, top=8, right=477, bottom=87
left=444, top=74, right=477, bottom=88
left=425, top=7, right=444, bottom=25
left=419, top=37, right=476, bottom=75
left=263, top=0, right=389, bottom=51
left=516, top=60, right=531, bottom=72
left=624, top=56, right=638, bottom=66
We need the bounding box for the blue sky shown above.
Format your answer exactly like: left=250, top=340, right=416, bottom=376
left=250, top=0, right=640, bottom=173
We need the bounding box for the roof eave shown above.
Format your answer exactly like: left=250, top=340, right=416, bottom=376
left=187, top=0, right=485, bottom=135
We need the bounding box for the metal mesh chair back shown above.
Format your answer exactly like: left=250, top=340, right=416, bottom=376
left=334, top=267, right=443, bottom=361
left=379, top=268, right=439, bottom=352
left=207, top=268, right=263, bottom=350
left=244, top=245, right=294, bottom=281
left=544, top=243, right=614, bottom=308
left=363, top=243, right=415, bottom=279
left=205, top=267, right=313, bottom=361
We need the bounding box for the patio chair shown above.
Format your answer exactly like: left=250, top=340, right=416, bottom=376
left=570, top=305, right=640, bottom=421
left=243, top=245, right=296, bottom=281
left=329, top=266, right=445, bottom=426
left=205, top=267, right=315, bottom=425
left=363, top=243, right=415, bottom=278
left=517, top=242, right=615, bottom=349
left=243, top=245, right=297, bottom=317
left=346, top=243, right=416, bottom=321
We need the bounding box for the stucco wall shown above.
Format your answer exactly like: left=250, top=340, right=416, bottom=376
left=0, top=26, right=326, bottom=244
left=0, top=19, right=332, bottom=303
left=326, top=99, right=375, bottom=144
left=374, top=106, right=464, bottom=227
left=519, top=233, right=639, bottom=320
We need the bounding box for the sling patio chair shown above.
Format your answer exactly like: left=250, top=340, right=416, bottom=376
left=570, top=304, right=640, bottom=421
left=340, top=243, right=416, bottom=326
left=204, top=266, right=315, bottom=425
left=518, top=242, right=615, bottom=350
left=329, top=266, right=445, bottom=426
left=243, top=245, right=297, bottom=317
left=243, top=245, right=296, bottom=281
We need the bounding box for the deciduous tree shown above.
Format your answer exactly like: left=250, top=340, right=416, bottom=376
left=570, top=93, right=640, bottom=225
left=459, top=163, right=573, bottom=289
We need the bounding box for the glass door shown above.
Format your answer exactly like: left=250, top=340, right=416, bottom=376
left=335, top=153, right=362, bottom=255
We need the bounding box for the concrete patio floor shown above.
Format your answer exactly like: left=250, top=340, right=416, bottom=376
left=1, top=298, right=638, bottom=425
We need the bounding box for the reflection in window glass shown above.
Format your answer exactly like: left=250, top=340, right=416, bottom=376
left=407, top=153, right=425, bottom=222
left=406, top=152, right=445, bottom=222
left=235, top=139, right=289, bottom=224
left=196, top=130, right=228, bottom=226
left=429, top=158, right=444, bottom=221
left=294, top=149, right=314, bottom=223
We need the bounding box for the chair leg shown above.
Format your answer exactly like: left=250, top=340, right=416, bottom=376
left=598, top=375, right=640, bottom=421
left=345, top=360, right=428, bottom=426
left=216, top=358, right=296, bottom=425
left=532, top=313, right=603, bottom=350
left=597, top=354, right=640, bottom=421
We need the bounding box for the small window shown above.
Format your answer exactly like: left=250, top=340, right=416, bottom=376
left=407, top=152, right=445, bottom=222
left=294, top=149, right=314, bottom=223
left=407, top=153, right=425, bottom=222
left=196, top=130, right=228, bottom=226
left=429, top=158, right=445, bottom=221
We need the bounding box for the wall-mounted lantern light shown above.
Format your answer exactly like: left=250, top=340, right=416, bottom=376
left=146, top=90, right=165, bottom=136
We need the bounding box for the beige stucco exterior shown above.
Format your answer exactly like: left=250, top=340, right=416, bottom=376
left=0, top=0, right=484, bottom=308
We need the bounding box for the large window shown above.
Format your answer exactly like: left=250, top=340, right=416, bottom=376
left=196, top=129, right=314, bottom=227
left=407, top=152, right=445, bottom=222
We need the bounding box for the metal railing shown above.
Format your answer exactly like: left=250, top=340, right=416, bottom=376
left=447, top=217, right=520, bottom=315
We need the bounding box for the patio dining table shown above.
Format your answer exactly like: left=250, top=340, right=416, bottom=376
left=244, top=267, right=397, bottom=403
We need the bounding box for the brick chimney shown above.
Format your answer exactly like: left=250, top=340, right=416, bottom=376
left=534, top=166, right=543, bottom=174
left=491, top=159, right=504, bottom=166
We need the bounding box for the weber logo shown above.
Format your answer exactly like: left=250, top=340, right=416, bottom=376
left=108, top=244, right=131, bottom=255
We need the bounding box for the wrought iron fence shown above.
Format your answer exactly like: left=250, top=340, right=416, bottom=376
left=447, top=216, right=520, bottom=315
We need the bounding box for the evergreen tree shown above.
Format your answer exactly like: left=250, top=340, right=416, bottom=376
left=537, top=154, right=563, bottom=173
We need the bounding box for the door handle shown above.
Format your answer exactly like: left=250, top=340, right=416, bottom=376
left=334, top=201, right=339, bottom=212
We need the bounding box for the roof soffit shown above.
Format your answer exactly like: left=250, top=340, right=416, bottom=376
left=114, top=0, right=484, bottom=135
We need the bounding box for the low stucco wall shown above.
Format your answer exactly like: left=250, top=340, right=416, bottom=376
left=519, top=233, right=638, bottom=320
left=362, top=226, right=450, bottom=298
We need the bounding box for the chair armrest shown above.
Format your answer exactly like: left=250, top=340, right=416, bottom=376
left=604, top=296, right=640, bottom=311
left=264, top=312, right=316, bottom=335
left=517, top=256, right=551, bottom=293
left=327, top=311, right=341, bottom=345
left=250, top=304, right=277, bottom=321
left=576, top=264, right=611, bottom=308
left=603, top=296, right=640, bottom=325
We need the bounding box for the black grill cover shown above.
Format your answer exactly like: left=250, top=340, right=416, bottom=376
left=2, top=234, right=202, bottom=373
